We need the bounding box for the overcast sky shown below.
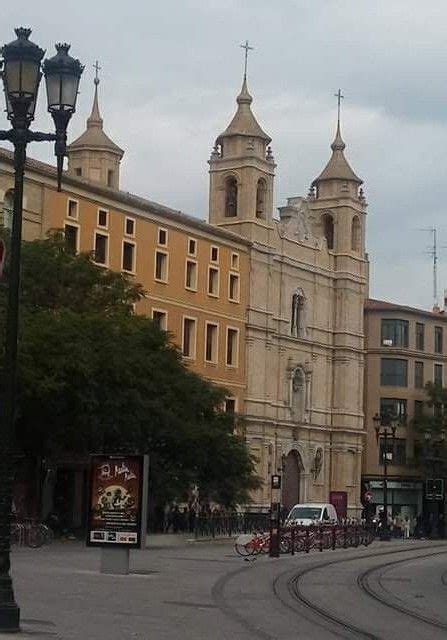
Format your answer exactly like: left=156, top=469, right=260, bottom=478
left=2, top=1, right=447, bottom=310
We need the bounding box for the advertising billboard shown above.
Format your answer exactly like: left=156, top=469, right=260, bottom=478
left=87, top=455, right=148, bottom=548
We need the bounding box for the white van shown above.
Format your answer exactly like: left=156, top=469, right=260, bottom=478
left=285, top=503, right=338, bottom=526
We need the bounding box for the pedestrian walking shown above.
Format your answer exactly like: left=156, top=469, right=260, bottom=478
left=403, top=516, right=410, bottom=539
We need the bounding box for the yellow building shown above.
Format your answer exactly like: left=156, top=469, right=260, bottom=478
left=0, top=79, right=249, bottom=417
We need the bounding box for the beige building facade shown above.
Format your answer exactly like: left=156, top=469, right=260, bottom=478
left=209, top=73, right=368, bottom=514
left=363, top=299, right=447, bottom=518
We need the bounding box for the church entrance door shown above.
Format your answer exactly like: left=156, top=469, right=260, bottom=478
left=282, top=450, right=302, bottom=512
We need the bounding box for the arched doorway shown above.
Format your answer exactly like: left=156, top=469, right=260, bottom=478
left=282, top=450, right=303, bottom=511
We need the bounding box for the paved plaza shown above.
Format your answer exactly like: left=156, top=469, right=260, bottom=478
left=5, top=536, right=447, bottom=639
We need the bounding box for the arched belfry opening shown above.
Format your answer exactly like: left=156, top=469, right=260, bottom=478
left=256, top=178, right=267, bottom=218
left=322, top=213, right=334, bottom=250
left=282, top=450, right=303, bottom=511
left=225, top=176, right=238, bottom=217
left=351, top=215, right=361, bottom=252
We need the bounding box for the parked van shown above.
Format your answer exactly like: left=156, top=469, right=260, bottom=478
left=285, top=503, right=338, bottom=526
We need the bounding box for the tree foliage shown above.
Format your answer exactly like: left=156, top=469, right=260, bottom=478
left=412, top=381, right=447, bottom=473
left=0, top=231, right=259, bottom=507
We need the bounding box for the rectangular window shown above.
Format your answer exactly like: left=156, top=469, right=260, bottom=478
left=67, top=199, right=78, bottom=219
left=155, top=250, right=168, bottom=282
left=415, top=361, right=424, bottom=389
left=231, top=252, right=239, bottom=270
left=158, top=228, right=167, bottom=246
left=380, top=358, right=408, bottom=386
left=414, top=400, right=424, bottom=420
left=185, top=260, right=197, bottom=290
left=208, top=266, right=219, bottom=296
left=416, top=323, right=425, bottom=351
left=225, top=398, right=236, bottom=413
left=122, top=241, right=135, bottom=272
left=226, top=328, right=239, bottom=367
left=435, top=326, right=443, bottom=354
left=210, top=246, right=219, bottom=263
left=94, top=232, right=108, bottom=265
left=75, top=167, right=82, bottom=177
left=97, top=209, right=108, bottom=228
left=107, top=170, right=114, bottom=187
left=152, top=309, right=167, bottom=331
left=64, top=224, right=78, bottom=255
left=229, top=273, right=240, bottom=302
left=125, top=217, right=135, bottom=237
left=380, top=398, right=407, bottom=425
left=205, top=323, right=218, bottom=363
left=381, top=319, right=409, bottom=348
left=434, top=363, right=443, bottom=386
left=182, top=317, right=196, bottom=359
left=379, top=438, right=406, bottom=465
left=188, top=238, right=197, bottom=256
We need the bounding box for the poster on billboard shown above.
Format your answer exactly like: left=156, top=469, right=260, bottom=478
left=87, top=454, right=148, bottom=548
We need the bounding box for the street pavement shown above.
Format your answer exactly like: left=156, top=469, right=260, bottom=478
left=5, top=535, right=447, bottom=639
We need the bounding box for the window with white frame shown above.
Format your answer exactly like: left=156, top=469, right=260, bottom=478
left=182, top=317, right=197, bottom=359
left=226, top=328, right=239, bottom=367
left=229, top=273, right=240, bottom=302
left=94, top=232, right=108, bottom=265
left=158, top=228, right=167, bottom=246
left=185, top=260, right=197, bottom=290
left=97, top=209, right=108, bottom=228
left=64, top=223, right=79, bottom=255
left=208, top=266, right=219, bottom=296
left=210, top=246, right=219, bottom=263
left=231, top=252, right=239, bottom=270
left=188, top=238, right=197, bottom=256
left=152, top=309, right=167, bottom=330
left=205, top=323, right=218, bottom=363
left=122, top=241, right=135, bottom=272
left=67, top=199, right=78, bottom=219
left=155, top=250, right=168, bottom=282
left=125, top=217, right=135, bottom=237
left=225, top=397, right=237, bottom=413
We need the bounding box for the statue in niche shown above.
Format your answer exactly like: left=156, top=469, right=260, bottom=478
left=312, top=448, right=323, bottom=481
left=292, top=367, right=305, bottom=422
left=291, top=288, right=306, bottom=337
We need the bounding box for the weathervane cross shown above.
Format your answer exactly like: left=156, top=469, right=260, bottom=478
left=240, top=40, right=254, bottom=78
left=93, top=60, right=101, bottom=85
left=334, top=88, right=344, bottom=125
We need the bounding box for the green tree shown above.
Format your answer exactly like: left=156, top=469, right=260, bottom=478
left=0, top=231, right=259, bottom=510
left=412, top=381, right=447, bottom=475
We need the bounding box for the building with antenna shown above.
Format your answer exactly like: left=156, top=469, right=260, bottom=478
left=0, top=47, right=370, bottom=519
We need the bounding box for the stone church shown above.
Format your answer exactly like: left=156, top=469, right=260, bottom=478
left=209, top=72, right=368, bottom=514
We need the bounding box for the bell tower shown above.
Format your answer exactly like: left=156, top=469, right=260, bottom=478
left=67, top=61, right=124, bottom=190
left=209, top=42, right=275, bottom=241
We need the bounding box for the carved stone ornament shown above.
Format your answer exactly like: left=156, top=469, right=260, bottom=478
left=312, top=447, right=323, bottom=481
left=278, top=197, right=317, bottom=243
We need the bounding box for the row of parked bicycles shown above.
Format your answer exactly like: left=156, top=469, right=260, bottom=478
left=10, top=519, right=55, bottom=548
left=235, top=523, right=376, bottom=556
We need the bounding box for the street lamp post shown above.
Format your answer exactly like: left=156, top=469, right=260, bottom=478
left=0, top=28, right=83, bottom=632
left=374, top=413, right=397, bottom=542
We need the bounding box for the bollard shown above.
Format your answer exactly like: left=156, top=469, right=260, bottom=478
left=319, top=524, right=323, bottom=552
left=305, top=526, right=310, bottom=553
left=332, top=525, right=336, bottom=550
left=291, top=527, right=295, bottom=556
left=343, top=524, right=348, bottom=549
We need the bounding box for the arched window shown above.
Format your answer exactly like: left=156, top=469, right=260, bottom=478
left=256, top=178, right=267, bottom=218
left=322, top=213, right=334, bottom=250
left=291, top=288, right=306, bottom=337
left=225, top=176, right=238, bottom=217
left=292, top=367, right=306, bottom=422
left=351, top=215, right=361, bottom=252
left=2, top=189, right=13, bottom=230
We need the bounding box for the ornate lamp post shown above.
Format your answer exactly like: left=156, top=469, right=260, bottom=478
left=373, top=412, right=397, bottom=541
left=0, top=27, right=83, bottom=632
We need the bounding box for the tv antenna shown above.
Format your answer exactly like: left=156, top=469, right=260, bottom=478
left=421, top=227, right=447, bottom=309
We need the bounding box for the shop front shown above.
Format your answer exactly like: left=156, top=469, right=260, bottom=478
left=363, top=478, right=423, bottom=520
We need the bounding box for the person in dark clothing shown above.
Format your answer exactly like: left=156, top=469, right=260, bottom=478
left=188, top=506, right=196, bottom=533
left=172, top=505, right=181, bottom=533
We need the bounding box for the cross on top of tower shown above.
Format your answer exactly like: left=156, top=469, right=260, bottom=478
left=240, top=40, right=254, bottom=78
left=334, top=88, right=344, bottom=126
left=93, top=60, right=101, bottom=86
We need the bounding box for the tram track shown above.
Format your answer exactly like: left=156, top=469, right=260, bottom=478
left=281, top=544, right=447, bottom=639
left=212, top=542, right=447, bottom=639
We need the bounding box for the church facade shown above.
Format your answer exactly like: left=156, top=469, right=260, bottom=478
left=0, top=63, right=369, bottom=519
left=208, top=73, right=368, bottom=513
